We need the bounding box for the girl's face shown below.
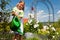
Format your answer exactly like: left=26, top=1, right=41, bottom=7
left=18, top=2, right=24, bottom=10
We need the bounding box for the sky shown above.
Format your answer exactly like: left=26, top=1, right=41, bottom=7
left=1, top=0, right=60, bottom=22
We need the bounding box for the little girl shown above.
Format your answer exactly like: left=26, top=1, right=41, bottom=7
left=12, top=1, right=25, bottom=40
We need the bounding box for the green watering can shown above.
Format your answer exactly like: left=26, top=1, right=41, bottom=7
left=10, top=16, right=21, bottom=31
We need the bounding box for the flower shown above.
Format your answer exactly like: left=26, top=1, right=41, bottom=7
left=34, top=24, right=39, bottom=28
left=51, top=27, right=56, bottom=31
left=36, top=20, right=39, bottom=23
left=49, top=25, right=52, bottom=27
left=28, top=19, right=32, bottom=24
left=53, top=36, right=55, bottom=38
left=43, top=25, right=48, bottom=30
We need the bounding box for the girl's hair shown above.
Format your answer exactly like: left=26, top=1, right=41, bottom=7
left=19, top=1, right=24, bottom=3
left=19, top=1, right=25, bottom=11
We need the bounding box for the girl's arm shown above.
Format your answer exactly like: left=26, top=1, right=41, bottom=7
left=12, top=11, right=22, bottom=19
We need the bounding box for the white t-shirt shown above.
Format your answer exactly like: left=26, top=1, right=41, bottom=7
left=12, top=7, right=24, bottom=18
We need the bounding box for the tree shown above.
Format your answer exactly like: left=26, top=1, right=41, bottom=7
left=0, top=0, right=11, bottom=32
left=0, top=0, right=11, bottom=10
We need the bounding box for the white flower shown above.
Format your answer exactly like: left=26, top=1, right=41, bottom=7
left=28, top=19, right=32, bottom=24
left=34, top=24, right=39, bottom=28
left=36, top=20, right=39, bottom=23
left=51, top=27, right=56, bottom=31
left=53, top=36, right=55, bottom=38
left=29, top=23, right=32, bottom=25
left=46, top=27, right=49, bottom=29
left=49, top=25, right=52, bottom=27
left=43, top=25, right=48, bottom=30
left=31, top=15, right=34, bottom=18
